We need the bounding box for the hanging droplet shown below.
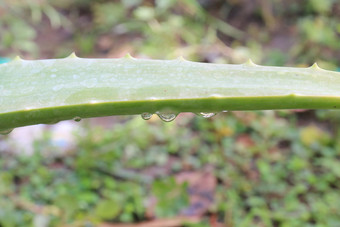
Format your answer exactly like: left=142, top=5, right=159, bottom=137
left=46, top=119, right=60, bottom=125
left=0, top=128, right=13, bottom=135
left=197, top=112, right=216, bottom=118
left=141, top=112, right=153, bottom=120
left=157, top=112, right=177, bottom=122
left=73, top=116, right=82, bottom=122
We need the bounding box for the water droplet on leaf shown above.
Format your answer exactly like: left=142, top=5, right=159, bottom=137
left=0, top=128, right=13, bottom=135
left=46, top=119, right=60, bottom=125
left=141, top=112, right=153, bottom=120
left=73, top=116, right=82, bottom=122
left=197, top=112, right=216, bottom=118
left=157, top=112, right=177, bottom=122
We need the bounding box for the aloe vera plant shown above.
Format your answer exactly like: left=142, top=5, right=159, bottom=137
left=1, top=53, right=339, bottom=133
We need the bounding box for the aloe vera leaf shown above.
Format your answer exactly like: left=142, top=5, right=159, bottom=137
left=1, top=54, right=340, bottom=131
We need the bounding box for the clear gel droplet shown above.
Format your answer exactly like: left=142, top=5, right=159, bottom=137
left=0, top=128, right=13, bottom=135
left=47, top=120, right=60, bottom=125
left=73, top=116, right=82, bottom=122
left=157, top=112, right=177, bottom=122
left=197, top=112, right=216, bottom=118
left=141, top=112, right=152, bottom=120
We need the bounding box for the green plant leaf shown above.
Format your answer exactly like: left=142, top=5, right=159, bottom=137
left=1, top=55, right=340, bottom=132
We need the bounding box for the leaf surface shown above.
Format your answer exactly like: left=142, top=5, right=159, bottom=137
left=1, top=55, right=340, bottom=131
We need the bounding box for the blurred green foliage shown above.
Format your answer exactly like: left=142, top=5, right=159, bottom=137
left=1, top=111, right=340, bottom=226
left=1, top=0, right=340, bottom=67
left=1, top=0, right=340, bottom=226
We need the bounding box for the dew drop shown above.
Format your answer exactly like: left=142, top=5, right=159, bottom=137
left=73, top=116, right=82, bottom=122
left=45, top=119, right=60, bottom=125
left=0, top=128, right=13, bottom=135
left=156, top=112, right=177, bottom=122
left=197, top=112, right=216, bottom=118
left=141, top=112, right=152, bottom=120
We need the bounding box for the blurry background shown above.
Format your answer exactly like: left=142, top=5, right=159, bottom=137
left=1, top=0, right=340, bottom=226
